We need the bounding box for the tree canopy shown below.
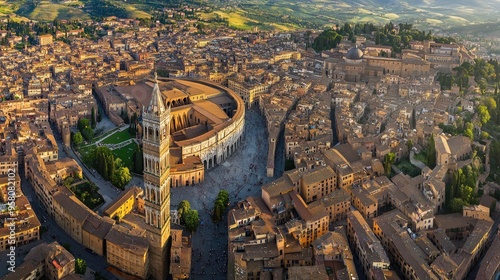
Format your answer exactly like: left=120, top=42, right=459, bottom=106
left=75, top=258, right=87, bottom=275
left=184, top=209, right=199, bottom=234
left=384, top=152, right=396, bottom=176
left=178, top=200, right=191, bottom=222
left=213, top=190, right=230, bottom=222
left=312, top=29, right=343, bottom=53
left=72, top=132, right=83, bottom=147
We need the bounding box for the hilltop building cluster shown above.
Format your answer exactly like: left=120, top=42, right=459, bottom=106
left=223, top=31, right=499, bottom=280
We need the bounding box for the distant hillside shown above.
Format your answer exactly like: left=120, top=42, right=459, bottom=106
left=218, top=0, right=500, bottom=29
left=0, top=0, right=153, bottom=22
left=0, top=0, right=499, bottom=36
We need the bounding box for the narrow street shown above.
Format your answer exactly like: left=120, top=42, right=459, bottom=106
left=11, top=175, right=119, bottom=279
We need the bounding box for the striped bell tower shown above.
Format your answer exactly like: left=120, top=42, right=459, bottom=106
left=142, top=73, right=171, bottom=279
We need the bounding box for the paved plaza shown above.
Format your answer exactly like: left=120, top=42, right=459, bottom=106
left=170, top=108, right=276, bottom=279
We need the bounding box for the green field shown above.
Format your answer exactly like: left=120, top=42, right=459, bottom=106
left=1, top=0, right=151, bottom=21
left=78, top=129, right=136, bottom=168
left=201, top=9, right=297, bottom=31
left=112, top=141, right=137, bottom=168
left=16, top=0, right=89, bottom=21
left=0, top=1, right=14, bottom=14
left=101, top=129, right=132, bottom=145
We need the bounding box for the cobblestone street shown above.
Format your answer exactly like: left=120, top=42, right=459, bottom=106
left=171, top=108, right=274, bottom=279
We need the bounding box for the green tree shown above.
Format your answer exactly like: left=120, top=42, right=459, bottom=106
left=77, top=118, right=91, bottom=131
left=95, top=146, right=114, bottom=180
left=112, top=159, right=130, bottom=189
left=218, top=190, right=229, bottom=206
left=213, top=200, right=223, bottom=222
left=107, top=154, right=115, bottom=181
left=464, top=128, right=474, bottom=140
left=97, top=108, right=102, bottom=122
left=480, top=131, right=490, bottom=140
left=132, top=144, right=143, bottom=173
left=178, top=200, right=191, bottom=222
left=406, top=140, right=414, bottom=155
left=213, top=190, right=230, bottom=222
left=484, top=97, right=497, bottom=111
left=184, top=209, right=199, bottom=234
left=312, top=29, right=343, bottom=52
left=81, top=127, right=94, bottom=141
left=72, top=132, right=83, bottom=147
left=383, top=152, right=396, bottom=176
left=450, top=198, right=465, bottom=213
left=75, top=258, right=86, bottom=274
left=91, top=107, right=96, bottom=128
left=477, top=105, right=490, bottom=125
left=427, top=134, right=436, bottom=168
left=459, top=184, right=474, bottom=203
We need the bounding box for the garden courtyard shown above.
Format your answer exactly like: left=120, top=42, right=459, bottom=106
left=77, top=126, right=138, bottom=169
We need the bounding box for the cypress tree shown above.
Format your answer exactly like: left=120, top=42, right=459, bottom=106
left=91, top=107, right=96, bottom=128
left=102, top=158, right=108, bottom=180
left=107, top=154, right=115, bottom=180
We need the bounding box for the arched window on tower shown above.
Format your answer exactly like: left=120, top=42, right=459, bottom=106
left=149, top=126, right=154, bottom=140
left=151, top=187, right=156, bottom=203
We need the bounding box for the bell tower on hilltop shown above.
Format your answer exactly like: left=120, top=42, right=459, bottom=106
left=142, top=73, right=171, bottom=280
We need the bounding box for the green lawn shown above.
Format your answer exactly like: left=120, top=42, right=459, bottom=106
left=93, top=127, right=120, bottom=142
left=395, top=159, right=421, bottom=177
left=77, top=129, right=136, bottom=169
left=78, top=144, right=95, bottom=157
left=112, top=142, right=138, bottom=168
left=414, top=151, right=429, bottom=166
left=101, top=129, right=132, bottom=145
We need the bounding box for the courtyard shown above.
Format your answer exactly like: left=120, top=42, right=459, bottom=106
left=77, top=126, right=138, bottom=168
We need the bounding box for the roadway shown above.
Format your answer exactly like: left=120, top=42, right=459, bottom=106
left=19, top=175, right=119, bottom=279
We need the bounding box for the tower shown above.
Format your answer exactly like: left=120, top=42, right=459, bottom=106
left=142, top=73, right=171, bottom=280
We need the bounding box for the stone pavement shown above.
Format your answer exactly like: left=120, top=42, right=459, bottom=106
left=171, top=108, right=274, bottom=279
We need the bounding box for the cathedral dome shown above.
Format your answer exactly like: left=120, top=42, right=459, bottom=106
left=346, top=46, right=364, bottom=60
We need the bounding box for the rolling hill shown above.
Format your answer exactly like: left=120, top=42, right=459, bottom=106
left=0, top=0, right=498, bottom=36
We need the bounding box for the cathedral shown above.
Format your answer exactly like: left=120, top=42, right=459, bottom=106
left=324, top=46, right=431, bottom=82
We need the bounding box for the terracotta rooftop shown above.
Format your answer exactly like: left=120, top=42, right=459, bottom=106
left=105, top=225, right=149, bottom=256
